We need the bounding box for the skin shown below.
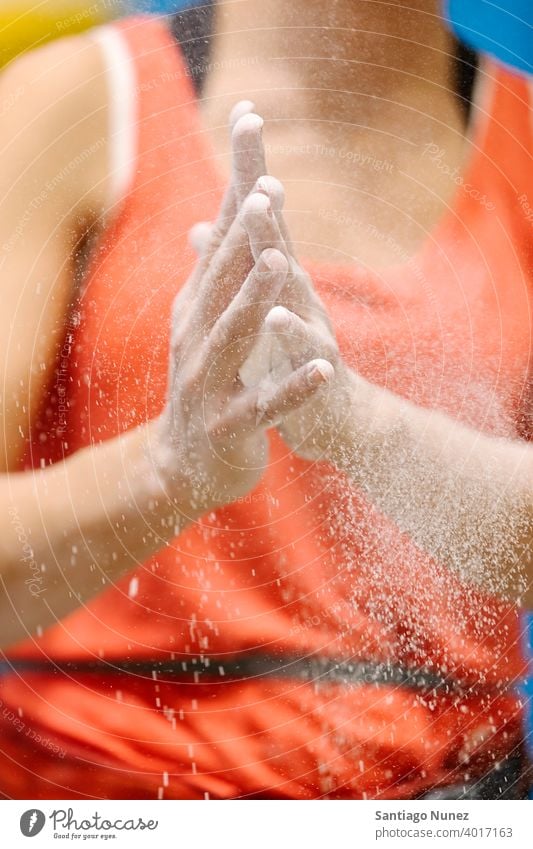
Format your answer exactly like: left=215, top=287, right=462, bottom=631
left=201, top=0, right=533, bottom=601
left=202, top=0, right=467, bottom=266
left=0, top=64, right=329, bottom=647
left=0, top=1, right=531, bottom=652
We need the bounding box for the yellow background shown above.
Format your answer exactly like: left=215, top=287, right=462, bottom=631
left=0, top=2, right=118, bottom=67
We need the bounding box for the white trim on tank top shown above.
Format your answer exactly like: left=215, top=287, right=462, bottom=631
left=89, top=24, right=138, bottom=220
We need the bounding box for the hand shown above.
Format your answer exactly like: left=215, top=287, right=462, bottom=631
left=189, top=105, right=351, bottom=464
left=237, top=178, right=351, bottom=462
left=153, top=105, right=332, bottom=513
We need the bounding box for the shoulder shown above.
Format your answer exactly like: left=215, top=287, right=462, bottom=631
left=0, top=30, right=111, bottom=217
left=0, top=31, right=107, bottom=135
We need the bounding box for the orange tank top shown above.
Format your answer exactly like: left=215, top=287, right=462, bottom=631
left=2, top=16, right=532, bottom=800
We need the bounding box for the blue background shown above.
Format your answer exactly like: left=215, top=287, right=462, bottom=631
left=520, top=613, right=533, bottom=796
left=446, top=0, right=532, bottom=74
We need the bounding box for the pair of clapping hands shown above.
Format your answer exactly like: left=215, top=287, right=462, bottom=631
left=157, top=102, right=351, bottom=512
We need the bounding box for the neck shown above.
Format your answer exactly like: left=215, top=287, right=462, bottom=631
left=198, top=0, right=468, bottom=268
left=202, top=0, right=460, bottom=133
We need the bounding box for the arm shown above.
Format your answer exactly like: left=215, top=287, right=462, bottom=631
left=225, top=171, right=533, bottom=604
left=0, top=54, right=327, bottom=650
left=0, top=422, right=196, bottom=648
left=327, top=372, right=532, bottom=604
left=0, top=35, right=111, bottom=471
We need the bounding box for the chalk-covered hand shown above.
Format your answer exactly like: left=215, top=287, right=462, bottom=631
left=154, top=104, right=332, bottom=512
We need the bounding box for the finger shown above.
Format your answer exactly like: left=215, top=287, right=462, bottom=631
left=193, top=190, right=276, bottom=330
left=210, top=106, right=266, bottom=246
left=243, top=179, right=323, bottom=317
left=188, top=177, right=280, bottom=259
left=242, top=185, right=318, bottom=317
left=209, top=358, right=334, bottom=439
left=231, top=111, right=269, bottom=206
left=265, top=305, right=337, bottom=365
left=229, top=99, right=256, bottom=128
left=189, top=221, right=214, bottom=257
left=196, top=110, right=268, bottom=262
left=256, top=174, right=295, bottom=257
left=212, top=111, right=264, bottom=241
left=232, top=122, right=295, bottom=257
left=201, top=249, right=289, bottom=380
left=198, top=102, right=259, bottom=264
left=193, top=182, right=317, bottom=334
left=242, top=180, right=287, bottom=262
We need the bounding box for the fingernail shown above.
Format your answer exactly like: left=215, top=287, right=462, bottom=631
left=188, top=221, right=212, bottom=253
left=254, top=176, right=285, bottom=212
left=258, top=251, right=274, bottom=272
left=229, top=100, right=255, bottom=126
left=264, top=305, right=291, bottom=332
left=233, top=112, right=264, bottom=138
left=259, top=250, right=288, bottom=274
left=242, top=192, right=272, bottom=232
left=308, top=362, right=332, bottom=385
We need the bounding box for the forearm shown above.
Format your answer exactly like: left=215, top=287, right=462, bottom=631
left=0, top=420, right=198, bottom=649
left=333, top=370, right=533, bottom=603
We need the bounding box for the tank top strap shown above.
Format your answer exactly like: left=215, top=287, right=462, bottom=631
left=89, top=14, right=206, bottom=217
